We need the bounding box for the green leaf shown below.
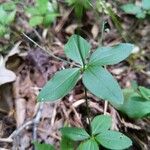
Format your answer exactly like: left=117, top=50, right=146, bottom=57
left=60, top=136, right=74, bottom=150
left=0, top=25, right=7, bottom=37
left=121, top=4, right=142, bottom=15
left=131, top=80, right=138, bottom=90
left=139, top=86, right=150, bottom=100
left=29, top=16, right=43, bottom=27
left=64, top=34, right=91, bottom=66
left=91, top=115, right=112, bottom=135
left=89, top=43, right=134, bottom=66
left=38, top=68, right=80, bottom=102
left=5, top=10, right=16, bottom=25
left=2, top=2, right=16, bottom=11
left=36, top=0, right=48, bottom=7
left=82, top=66, right=124, bottom=105
left=136, top=11, right=146, bottom=19
left=43, top=13, right=59, bottom=27
left=0, top=6, right=7, bottom=24
left=118, top=95, right=150, bottom=119
left=60, top=127, right=90, bottom=141
left=66, top=0, right=90, bottom=18
left=142, top=0, right=150, bottom=10
left=77, top=138, right=99, bottom=150
left=33, top=141, right=55, bottom=150
left=26, top=7, right=41, bottom=16
left=122, top=88, right=139, bottom=101
left=96, top=130, right=132, bottom=150
left=36, top=0, right=48, bottom=14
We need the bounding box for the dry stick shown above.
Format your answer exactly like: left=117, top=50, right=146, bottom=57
left=0, top=103, right=43, bottom=144
left=33, top=103, right=44, bottom=141
left=22, top=33, right=80, bottom=68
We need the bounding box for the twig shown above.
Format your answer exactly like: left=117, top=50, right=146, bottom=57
left=84, top=87, right=92, bottom=135
left=22, top=33, right=80, bottom=68
left=103, top=101, right=108, bottom=115
left=0, top=103, right=43, bottom=144
left=33, top=103, right=44, bottom=141
left=99, top=8, right=105, bottom=46
left=55, top=8, right=73, bottom=33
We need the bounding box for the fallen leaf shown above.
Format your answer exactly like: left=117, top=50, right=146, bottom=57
left=91, top=24, right=99, bottom=39
left=0, top=55, right=16, bottom=86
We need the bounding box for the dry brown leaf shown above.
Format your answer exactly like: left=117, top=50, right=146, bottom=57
left=91, top=24, right=99, bottom=39
left=15, top=98, right=26, bottom=127
left=65, top=24, right=78, bottom=35
left=0, top=55, right=16, bottom=86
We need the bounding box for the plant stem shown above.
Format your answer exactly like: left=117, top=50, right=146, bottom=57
left=99, top=8, right=105, bottom=46
left=84, top=85, right=92, bottom=135
left=76, top=16, right=92, bottom=135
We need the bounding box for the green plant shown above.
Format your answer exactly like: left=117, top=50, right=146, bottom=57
left=61, top=115, right=132, bottom=150
left=33, top=141, right=55, bottom=150
left=65, top=0, right=91, bottom=18
left=26, top=0, right=59, bottom=27
left=116, top=81, right=150, bottom=119
left=38, top=34, right=134, bottom=105
left=37, top=34, right=134, bottom=149
left=121, top=0, right=150, bottom=19
left=0, top=1, right=16, bottom=37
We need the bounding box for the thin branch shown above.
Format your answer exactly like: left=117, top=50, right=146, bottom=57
left=84, top=86, right=92, bottom=135
left=33, top=103, right=44, bottom=141
left=22, top=33, right=80, bottom=68
left=99, top=8, right=105, bottom=46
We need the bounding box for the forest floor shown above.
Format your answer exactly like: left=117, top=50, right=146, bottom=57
left=0, top=0, right=150, bottom=150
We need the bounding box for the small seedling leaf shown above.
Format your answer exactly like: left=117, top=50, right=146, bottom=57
left=77, top=138, right=99, bottom=150
left=5, top=10, right=16, bottom=25
left=64, top=34, right=91, bottom=66
left=118, top=94, right=150, bottom=119
left=38, top=68, right=80, bottom=102
left=82, top=66, right=124, bottom=105
left=142, top=0, right=150, bottom=10
left=139, top=86, right=150, bottom=100
left=29, top=16, right=43, bottom=27
left=26, top=7, right=41, bottom=16
left=60, top=127, right=90, bottom=141
left=43, top=13, right=59, bottom=27
left=60, top=136, right=74, bottom=150
left=96, top=130, right=132, bottom=150
left=33, top=141, right=55, bottom=150
left=121, top=4, right=142, bottom=15
left=89, top=43, right=134, bottom=66
left=91, top=115, right=112, bottom=135
left=2, top=2, right=16, bottom=11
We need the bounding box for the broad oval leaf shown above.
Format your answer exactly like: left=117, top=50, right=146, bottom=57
left=64, top=34, right=91, bottom=66
left=60, top=136, right=74, bottom=150
left=33, top=141, right=55, bottom=150
left=142, top=0, right=150, bottom=10
left=91, top=115, right=112, bottom=135
left=139, top=86, right=150, bottom=100
left=29, top=16, right=43, bottom=27
left=96, top=131, right=132, bottom=150
left=121, top=4, right=142, bottom=15
left=77, top=138, right=99, bottom=150
left=118, top=95, right=150, bottom=119
left=89, top=43, right=134, bottom=66
left=82, top=66, right=124, bottom=105
left=60, top=127, right=90, bottom=141
left=38, top=68, right=80, bottom=102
